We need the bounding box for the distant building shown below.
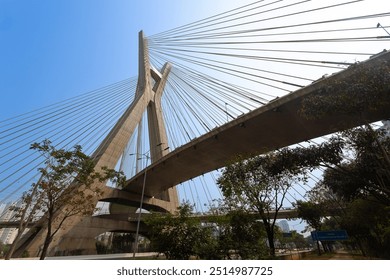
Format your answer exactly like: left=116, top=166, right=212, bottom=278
left=0, top=201, right=21, bottom=244
left=0, top=203, right=7, bottom=217
left=277, top=220, right=290, bottom=233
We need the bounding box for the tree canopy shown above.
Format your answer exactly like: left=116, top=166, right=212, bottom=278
left=6, top=140, right=125, bottom=260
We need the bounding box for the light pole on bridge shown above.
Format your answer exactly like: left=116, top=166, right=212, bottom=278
left=130, top=151, right=150, bottom=259
left=130, top=144, right=169, bottom=258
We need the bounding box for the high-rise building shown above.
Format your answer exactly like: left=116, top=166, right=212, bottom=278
left=277, top=220, right=290, bottom=233
left=0, top=201, right=21, bottom=244
left=0, top=203, right=7, bottom=217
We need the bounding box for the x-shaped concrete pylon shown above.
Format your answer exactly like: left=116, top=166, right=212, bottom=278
left=93, top=32, right=170, bottom=169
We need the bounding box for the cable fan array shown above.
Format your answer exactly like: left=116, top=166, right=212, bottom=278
left=0, top=79, right=137, bottom=204
left=144, top=0, right=390, bottom=210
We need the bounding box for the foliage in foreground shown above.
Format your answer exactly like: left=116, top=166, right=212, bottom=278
left=145, top=203, right=272, bottom=260
left=296, top=126, right=390, bottom=258
left=145, top=203, right=207, bottom=260
left=6, top=139, right=125, bottom=260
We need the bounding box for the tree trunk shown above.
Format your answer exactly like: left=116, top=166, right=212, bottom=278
left=263, top=220, right=275, bottom=257
left=355, top=237, right=366, bottom=257
left=40, top=237, right=52, bottom=260
left=40, top=215, right=53, bottom=260
left=268, top=231, right=275, bottom=257
left=316, top=240, right=322, bottom=255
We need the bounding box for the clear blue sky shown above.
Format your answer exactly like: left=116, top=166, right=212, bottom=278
left=1, top=0, right=386, bottom=118
left=0, top=0, right=253, bottom=119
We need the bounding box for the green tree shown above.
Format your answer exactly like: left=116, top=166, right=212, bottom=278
left=6, top=140, right=125, bottom=260
left=322, top=127, right=390, bottom=205
left=217, top=140, right=345, bottom=258
left=295, top=201, right=324, bottom=231
left=277, top=230, right=309, bottom=253
left=201, top=200, right=269, bottom=259
left=337, top=198, right=390, bottom=258
left=295, top=200, right=325, bottom=255
left=225, top=210, right=268, bottom=259
left=319, top=164, right=390, bottom=258
left=290, top=231, right=309, bottom=251
left=297, top=125, right=390, bottom=258
left=217, top=151, right=306, bottom=257
left=145, top=203, right=209, bottom=259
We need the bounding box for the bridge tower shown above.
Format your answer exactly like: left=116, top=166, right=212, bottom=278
left=15, top=31, right=179, bottom=257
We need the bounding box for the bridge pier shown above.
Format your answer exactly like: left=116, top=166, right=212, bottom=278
left=33, top=216, right=145, bottom=257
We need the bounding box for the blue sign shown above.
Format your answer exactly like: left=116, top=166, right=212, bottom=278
left=311, top=230, right=348, bottom=241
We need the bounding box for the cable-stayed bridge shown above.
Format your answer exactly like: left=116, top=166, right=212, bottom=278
left=1, top=0, right=390, bottom=257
